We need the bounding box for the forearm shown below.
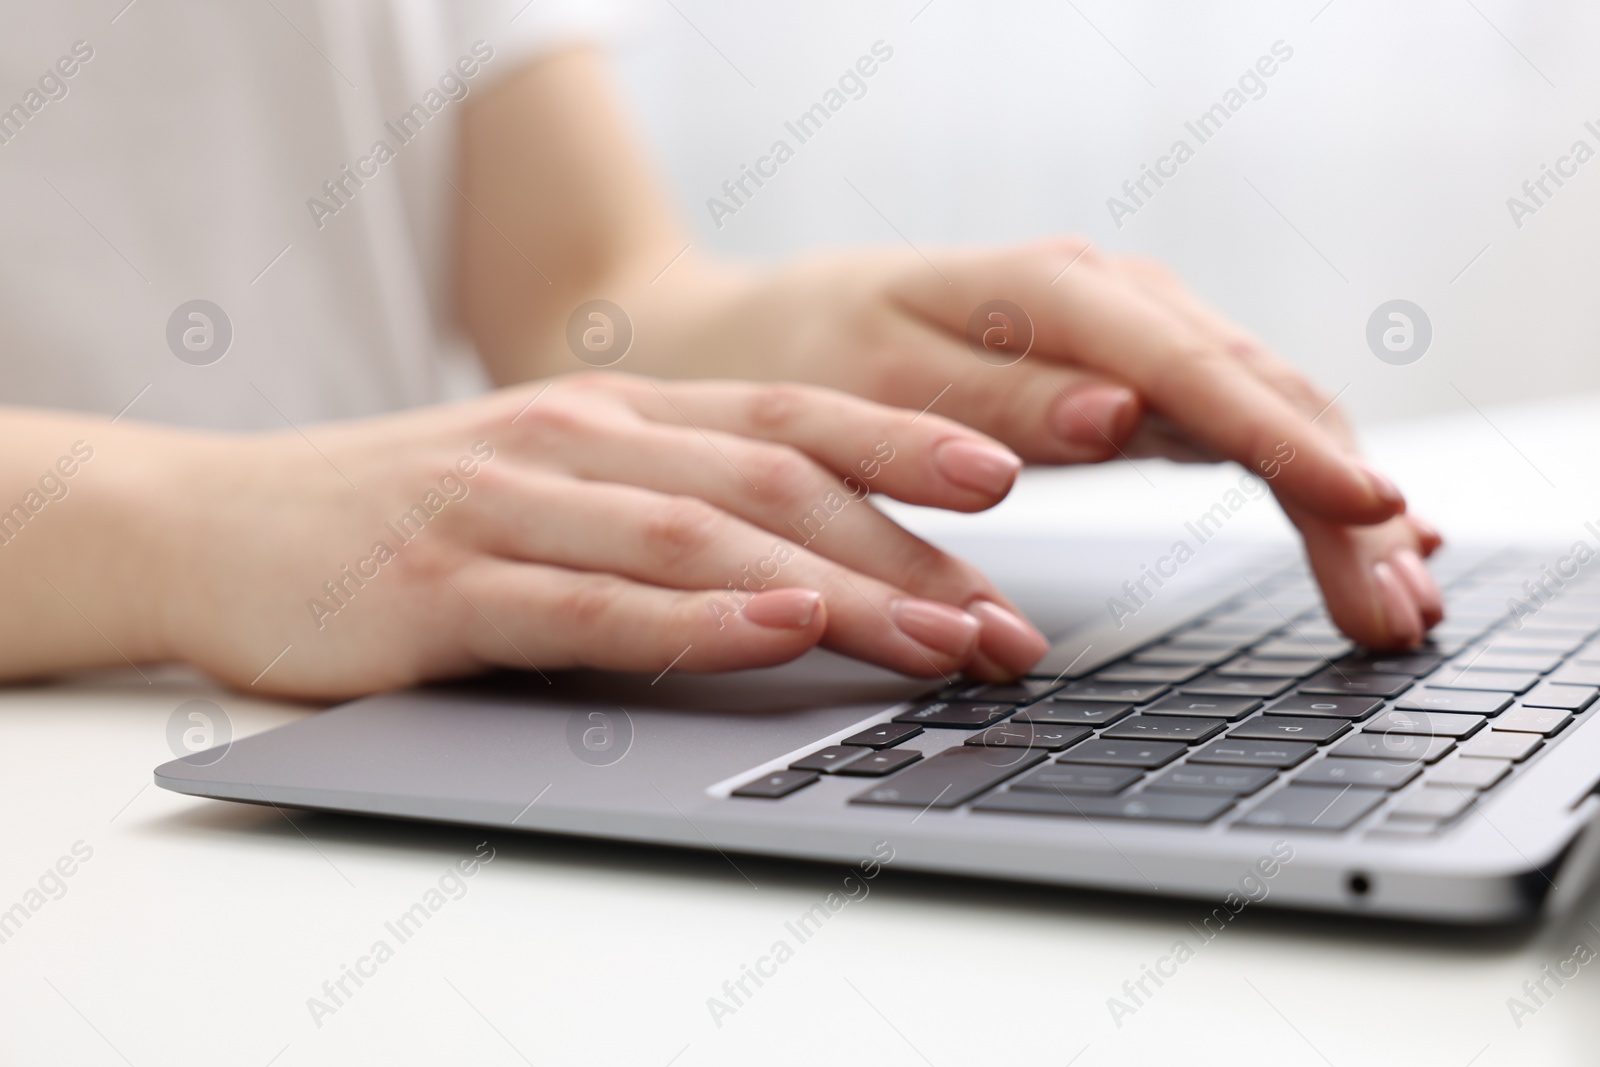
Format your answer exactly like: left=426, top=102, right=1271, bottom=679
left=454, top=50, right=907, bottom=387
left=0, top=410, right=185, bottom=680
left=456, top=48, right=705, bottom=382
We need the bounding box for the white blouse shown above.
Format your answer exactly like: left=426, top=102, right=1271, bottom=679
left=0, top=0, right=611, bottom=430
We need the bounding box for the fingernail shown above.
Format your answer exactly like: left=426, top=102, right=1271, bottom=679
left=742, top=589, right=822, bottom=630
left=1372, top=560, right=1423, bottom=646
left=934, top=438, right=1022, bottom=497
left=1356, top=459, right=1406, bottom=513
left=1391, top=548, right=1444, bottom=626
left=1409, top=515, right=1444, bottom=552
left=967, top=599, right=1050, bottom=674
left=888, top=598, right=980, bottom=658
left=1050, top=385, right=1137, bottom=448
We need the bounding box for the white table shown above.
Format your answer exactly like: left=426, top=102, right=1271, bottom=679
left=7, top=394, right=1600, bottom=1067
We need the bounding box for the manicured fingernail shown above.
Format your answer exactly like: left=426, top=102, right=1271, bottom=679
left=888, top=598, right=980, bottom=658
left=934, top=438, right=1022, bottom=497
left=967, top=599, right=1050, bottom=674
left=1372, top=560, right=1423, bottom=646
left=1356, top=459, right=1406, bottom=512
left=742, top=589, right=822, bottom=630
left=1050, top=385, right=1137, bottom=448
left=1409, top=515, right=1444, bottom=551
left=1391, top=548, right=1444, bottom=626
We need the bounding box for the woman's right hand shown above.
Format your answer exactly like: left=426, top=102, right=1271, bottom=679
left=111, top=373, right=1047, bottom=699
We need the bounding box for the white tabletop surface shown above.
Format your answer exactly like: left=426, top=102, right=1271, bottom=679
left=8, top=393, right=1600, bottom=1067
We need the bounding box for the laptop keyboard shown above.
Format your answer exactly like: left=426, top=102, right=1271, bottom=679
left=729, top=549, right=1600, bottom=836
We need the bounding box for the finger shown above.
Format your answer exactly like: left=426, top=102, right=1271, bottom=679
left=473, top=473, right=1042, bottom=677
left=1122, top=412, right=1222, bottom=463
left=1284, top=506, right=1442, bottom=649
left=1407, top=514, right=1445, bottom=557
left=1033, top=269, right=1400, bottom=520
left=1112, top=256, right=1361, bottom=449
left=759, top=316, right=1145, bottom=466
left=500, top=387, right=1049, bottom=673
left=452, top=558, right=828, bottom=673
left=545, top=413, right=1018, bottom=614
left=604, top=419, right=1053, bottom=673
left=890, top=243, right=1404, bottom=525
left=1107, top=258, right=1443, bottom=629
left=884, top=323, right=1146, bottom=465
left=612, top=377, right=1027, bottom=511
left=1391, top=546, right=1445, bottom=627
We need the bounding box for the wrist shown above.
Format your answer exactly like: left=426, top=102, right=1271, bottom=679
left=599, top=250, right=762, bottom=379
left=79, top=422, right=231, bottom=667
left=0, top=413, right=222, bottom=675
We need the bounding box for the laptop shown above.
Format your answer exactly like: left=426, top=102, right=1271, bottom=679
left=153, top=533, right=1600, bottom=924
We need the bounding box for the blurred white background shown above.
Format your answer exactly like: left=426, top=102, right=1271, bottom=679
left=608, top=0, right=1600, bottom=424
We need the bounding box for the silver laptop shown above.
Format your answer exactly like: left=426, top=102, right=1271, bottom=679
left=154, top=533, right=1600, bottom=924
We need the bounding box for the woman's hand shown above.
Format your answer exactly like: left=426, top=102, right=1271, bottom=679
left=455, top=50, right=1437, bottom=652
left=627, top=240, right=1443, bottom=649
left=126, top=374, right=1046, bottom=699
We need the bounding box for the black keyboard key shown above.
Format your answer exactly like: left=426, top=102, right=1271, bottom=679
left=1417, top=633, right=1472, bottom=656
left=1481, top=632, right=1586, bottom=654
left=1145, top=764, right=1277, bottom=796
left=1252, top=637, right=1352, bottom=660
left=1427, top=756, right=1511, bottom=789
left=1513, top=620, right=1597, bottom=637
left=732, top=769, right=819, bottom=798
left=1164, top=632, right=1250, bottom=651
left=1143, top=694, right=1262, bottom=720
left=1131, top=645, right=1234, bottom=667
left=1522, top=612, right=1600, bottom=631
left=790, top=745, right=872, bottom=773
left=1393, top=689, right=1512, bottom=716
left=1216, top=656, right=1326, bottom=678
left=1101, top=715, right=1226, bottom=743
left=1013, top=701, right=1133, bottom=727
left=1265, top=693, right=1384, bottom=719
left=973, top=790, right=1236, bottom=823
left=964, top=722, right=1091, bottom=751
left=1051, top=680, right=1171, bottom=704
left=1453, top=650, right=1563, bottom=673
left=1189, top=739, right=1315, bottom=769
left=1094, top=663, right=1207, bottom=684
left=1056, top=739, right=1187, bottom=768
left=892, top=701, right=1013, bottom=729
left=1228, top=716, right=1350, bottom=743
left=1364, top=709, right=1486, bottom=738
left=1334, top=651, right=1444, bottom=676
left=1293, top=758, right=1419, bottom=788
left=960, top=679, right=1062, bottom=704
left=1237, top=785, right=1386, bottom=830
left=1494, top=706, right=1573, bottom=735
left=1423, top=667, right=1539, bottom=694
left=841, top=722, right=924, bottom=749
left=1519, top=682, right=1598, bottom=712
left=1331, top=733, right=1454, bottom=763
left=1391, top=787, right=1475, bottom=821
left=1459, top=731, right=1541, bottom=761
left=1186, top=621, right=1280, bottom=644
left=1299, top=671, right=1413, bottom=698
left=1549, top=663, right=1600, bottom=686
left=835, top=749, right=923, bottom=777
left=1365, top=820, right=1447, bottom=840
left=1179, top=674, right=1295, bottom=699
left=848, top=749, right=1046, bottom=808
left=1008, top=764, right=1144, bottom=795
